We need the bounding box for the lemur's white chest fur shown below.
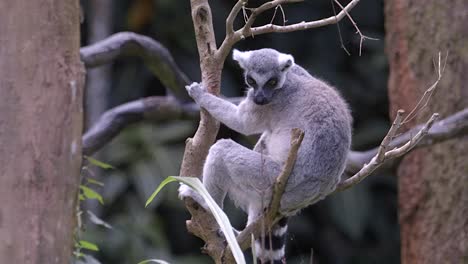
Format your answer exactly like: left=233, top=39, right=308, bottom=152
left=262, top=130, right=291, bottom=164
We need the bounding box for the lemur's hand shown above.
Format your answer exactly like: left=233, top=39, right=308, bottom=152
left=185, top=82, right=207, bottom=103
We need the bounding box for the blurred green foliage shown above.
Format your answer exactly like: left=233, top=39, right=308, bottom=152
left=80, top=0, right=398, bottom=263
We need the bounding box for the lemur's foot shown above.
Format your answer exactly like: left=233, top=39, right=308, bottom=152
left=178, top=183, right=209, bottom=210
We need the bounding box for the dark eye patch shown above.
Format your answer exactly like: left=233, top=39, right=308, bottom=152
left=246, top=75, right=256, bottom=86
left=266, top=78, right=277, bottom=87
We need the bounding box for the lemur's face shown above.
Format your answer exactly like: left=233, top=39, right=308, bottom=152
left=233, top=48, right=294, bottom=105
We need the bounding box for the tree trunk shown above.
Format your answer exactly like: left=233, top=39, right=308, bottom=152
left=0, top=0, right=84, bottom=263
left=385, top=0, right=468, bottom=263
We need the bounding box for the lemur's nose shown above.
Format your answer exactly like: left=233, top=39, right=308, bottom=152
left=254, top=95, right=268, bottom=105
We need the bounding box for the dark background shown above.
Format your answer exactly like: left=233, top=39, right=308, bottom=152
left=79, top=0, right=398, bottom=263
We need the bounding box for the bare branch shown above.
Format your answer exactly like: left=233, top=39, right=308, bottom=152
left=82, top=97, right=185, bottom=155
left=242, top=0, right=361, bottom=37
left=226, top=0, right=247, bottom=36
left=346, top=51, right=452, bottom=174
left=82, top=96, right=243, bottom=156
left=217, top=0, right=301, bottom=60
left=346, top=108, right=468, bottom=174
left=330, top=0, right=351, bottom=56
left=217, top=0, right=362, bottom=59
left=402, top=52, right=447, bottom=124
left=241, top=0, right=302, bottom=36
left=332, top=0, right=378, bottom=56
left=337, top=112, right=439, bottom=192
left=268, top=128, right=305, bottom=216
left=80, top=32, right=191, bottom=101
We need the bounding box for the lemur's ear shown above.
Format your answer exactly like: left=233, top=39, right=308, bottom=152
left=232, top=49, right=251, bottom=69
left=278, top=53, right=295, bottom=72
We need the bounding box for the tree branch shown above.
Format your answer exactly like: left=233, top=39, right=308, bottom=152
left=226, top=0, right=247, bottom=37
left=338, top=112, right=439, bottom=192
left=80, top=32, right=191, bottom=101
left=217, top=0, right=361, bottom=61
left=82, top=96, right=184, bottom=155
left=346, top=107, right=468, bottom=174
left=332, top=0, right=377, bottom=56
left=268, top=128, right=305, bottom=217
left=244, top=0, right=360, bottom=36
left=82, top=96, right=243, bottom=156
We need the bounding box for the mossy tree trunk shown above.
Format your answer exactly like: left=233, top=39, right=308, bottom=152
left=385, top=0, right=468, bottom=263
left=0, top=0, right=84, bottom=262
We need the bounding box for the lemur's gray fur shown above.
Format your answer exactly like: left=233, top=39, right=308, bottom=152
left=179, top=48, right=352, bottom=263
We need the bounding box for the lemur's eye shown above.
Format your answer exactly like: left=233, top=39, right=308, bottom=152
left=267, top=78, right=277, bottom=87
left=246, top=76, right=256, bottom=86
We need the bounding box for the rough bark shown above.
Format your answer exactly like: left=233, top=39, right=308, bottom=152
left=179, top=0, right=224, bottom=262
left=0, top=0, right=84, bottom=263
left=385, top=0, right=468, bottom=263
left=179, top=0, right=221, bottom=179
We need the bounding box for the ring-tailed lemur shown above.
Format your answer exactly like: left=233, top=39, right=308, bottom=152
left=179, top=48, right=352, bottom=263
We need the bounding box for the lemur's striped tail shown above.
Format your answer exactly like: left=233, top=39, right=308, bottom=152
left=255, top=217, right=288, bottom=264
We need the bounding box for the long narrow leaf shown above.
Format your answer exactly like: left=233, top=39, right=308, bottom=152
left=173, top=176, right=245, bottom=264
left=145, top=176, right=245, bottom=264
left=137, top=259, right=170, bottom=264
left=145, top=177, right=178, bottom=207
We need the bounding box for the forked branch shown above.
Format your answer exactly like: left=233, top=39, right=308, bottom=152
left=338, top=52, right=446, bottom=190
left=337, top=112, right=439, bottom=192
left=217, top=0, right=363, bottom=59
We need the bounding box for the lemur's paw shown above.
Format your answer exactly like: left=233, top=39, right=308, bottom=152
left=185, top=82, right=206, bottom=101
left=178, top=183, right=209, bottom=210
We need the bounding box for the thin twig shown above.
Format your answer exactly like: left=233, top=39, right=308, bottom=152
left=269, top=4, right=287, bottom=25
left=401, top=52, right=448, bottom=124
left=243, top=0, right=361, bottom=37
left=337, top=113, right=439, bottom=191
left=242, top=0, right=302, bottom=37
left=330, top=0, right=350, bottom=55
left=346, top=107, right=468, bottom=174
left=332, top=0, right=378, bottom=56
left=226, top=0, right=248, bottom=36
left=216, top=0, right=361, bottom=63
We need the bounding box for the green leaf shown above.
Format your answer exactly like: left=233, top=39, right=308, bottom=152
left=73, top=251, right=85, bottom=258
left=137, top=259, right=170, bottom=264
left=145, top=176, right=245, bottom=264
left=79, top=194, right=86, bottom=201
left=80, top=185, right=104, bottom=205
left=145, top=177, right=178, bottom=207
left=84, top=156, right=114, bottom=170
left=86, top=178, right=104, bottom=187
left=78, top=240, right=99, bottom=251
